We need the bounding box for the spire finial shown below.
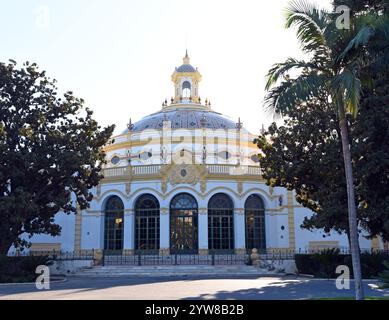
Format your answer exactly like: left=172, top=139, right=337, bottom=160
left=127, top=118, right=134, bottom=131
left=183, top=50, right=190, bottom=64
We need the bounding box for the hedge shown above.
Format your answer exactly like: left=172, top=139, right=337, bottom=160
left=295, top=249, right=389, bottom=279
left=0, top=255, right=52, bottom=283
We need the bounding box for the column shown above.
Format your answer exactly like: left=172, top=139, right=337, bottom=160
left=234, top=208, right=246, bottom=254
left=159, top=208, right=170, bottom=254
left=287, top=191, right=296, bottom=250
left=123, top=210, right=135, bottom=254
left=198, top=208, right=208, bottom=255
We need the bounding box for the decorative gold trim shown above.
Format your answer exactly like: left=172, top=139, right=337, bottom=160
left=200, top=180, right=207, bottom=193
left=198, top=208, right=207, bottom=215
left=234, top=248, right=246, bottom=255
left=74, top=206, right=82, bottom=251
left=237, top=181, right=243, bottom=195
left=125, top=182, right=131, bottom=195
left=159, top=248, right=170, bottom=255
left=160, top=164, right=208, bottom=186
left=308, top=241, right=339, bottom=250
left=198, top=249, right=209, bottom=255
left=371, top=237, right=379, bottom=250
left=235, top=208, right=244, bottom=215
left=94, top=185, right=279, bottom=204
left=287, top=191, right=296, bottom=249
left=30, top=243, right=61, bottom=252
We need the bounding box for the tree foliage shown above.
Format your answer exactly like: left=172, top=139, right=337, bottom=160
left=0, top=61, right=114, bottom=253
left=257, top=0, right=389, bottom=241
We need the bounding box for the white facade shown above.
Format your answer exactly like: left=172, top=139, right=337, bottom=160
left=25, top=54, right=381, bottom=255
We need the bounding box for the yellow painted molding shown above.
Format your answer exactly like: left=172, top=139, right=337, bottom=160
left=104, top=137, right=257, bottom=153
left=74, top=206, right=82, bottom=252
left=287, top=191, right=296, bottom=249
left=30, top=243, right=61, bottom=251
left=371, top=237, right=379, bottom=250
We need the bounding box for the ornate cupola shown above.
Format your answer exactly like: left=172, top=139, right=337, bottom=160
left=170, top=50, right=202, bottom=105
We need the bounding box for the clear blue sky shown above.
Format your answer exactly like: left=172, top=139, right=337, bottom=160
left=0, top=0, right=331, bottom=134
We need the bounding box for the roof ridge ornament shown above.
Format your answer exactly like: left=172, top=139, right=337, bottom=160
left=236, top=117, right=243, bottom=130
left=183, top=49, right=190, bottom=65
left=127, top=118, right=134, bottom=131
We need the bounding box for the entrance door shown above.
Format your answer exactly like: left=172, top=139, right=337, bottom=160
left=170, top=193, right=198, bottom=254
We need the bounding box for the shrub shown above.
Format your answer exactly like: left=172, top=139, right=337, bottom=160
left=294, top=250, right=388, bottom=278
left=0, top=254, right=53, bottom=283
left=378, top=260, right=389, bottom=288
left=312, top=248, right=344, bottom=279
left=361, top=251, right=389, bottom=278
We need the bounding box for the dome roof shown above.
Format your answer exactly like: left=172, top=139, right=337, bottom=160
left=122, top=108, right=239, bottom=134
left=176, top=64, right=196, bottom=73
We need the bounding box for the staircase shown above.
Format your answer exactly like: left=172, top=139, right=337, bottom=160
left=73, top=265, right=283, bottom=277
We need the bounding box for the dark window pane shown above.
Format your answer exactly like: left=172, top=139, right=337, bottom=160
left=207, top=193, right=234, bottom=253
left=245, top=195, right=266, bottom=252
left=104, top=196, right=124, bottom=251
left=135, top=194, right=160, bottom=253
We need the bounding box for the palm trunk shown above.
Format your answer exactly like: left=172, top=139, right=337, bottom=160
left=339, top=117, right=364, bottom=300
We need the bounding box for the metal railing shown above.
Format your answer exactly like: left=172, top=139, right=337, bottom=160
left=102, top=164, right=263, bottom=178
left=103, top=252, right=251, bottom=266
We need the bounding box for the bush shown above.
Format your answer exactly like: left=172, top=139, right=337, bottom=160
left=360, top=251, right=388, bottom=278
left=295, top=250, right=389, bottom=278
left=0, top=254, right=52, bottom=283
left=20, top=255, right=53, bottom=274
left=378, top=260, right=389, bottom=288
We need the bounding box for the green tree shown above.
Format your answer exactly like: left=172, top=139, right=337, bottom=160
left=256, top=96, right=350, bottom=237
left=256, top=93, right=389, bottom=242
left=0, top=61, right=114, bottom=254
left=264, top=0, right=388, bottom=299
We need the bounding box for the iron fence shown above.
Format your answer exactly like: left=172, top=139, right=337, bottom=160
left=6, top=247, right=388, bottom=266
left=102, top=252, right=251, bottom=266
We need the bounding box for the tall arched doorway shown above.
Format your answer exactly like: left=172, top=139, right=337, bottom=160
left=208, top=193, right=234, bottom=253
left=170, top=193, right=198, bottom=254
left=245, top=194, right=266, bottom=253
left=104, top=196, right=124, bottom=251
left=135, top=194, right=160, bottom=254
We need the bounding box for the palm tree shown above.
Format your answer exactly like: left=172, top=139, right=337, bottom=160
left=265, top=1, right=388, bottom=300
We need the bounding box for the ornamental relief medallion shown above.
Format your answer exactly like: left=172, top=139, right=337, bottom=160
left=160, top=164, right=208, bottom=187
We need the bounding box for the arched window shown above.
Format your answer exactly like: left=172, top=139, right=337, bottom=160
left=104, top=196, right=124, bottom=251
left=135, top=194, right=160, bottom=253
left=208, top=193, right=234, bottom=253
left=245, top=194, right=266, bottom=253
left=182, top=81, right=191, bottom=98
left=170, top=193, right=198, bottom=254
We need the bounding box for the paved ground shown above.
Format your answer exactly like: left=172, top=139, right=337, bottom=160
left=0, top=275, right=388, bottom=300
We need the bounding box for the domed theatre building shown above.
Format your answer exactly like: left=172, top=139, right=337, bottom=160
left=27, top=53, right=382, bottom=256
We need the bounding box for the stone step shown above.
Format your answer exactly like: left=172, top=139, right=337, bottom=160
left=72, top=264, right=281, bottom=277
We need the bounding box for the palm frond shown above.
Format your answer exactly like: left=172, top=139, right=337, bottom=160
left=339, top=25, right=375, bottom=61
left=265, top=58, right=316, bottom=90
left=265, top=72, right=326, bottom=116
left=338, top=12, right=389, bottom=61
left=285, top=0, right=329, bottom=52
left=332, top=69, right=362, bottom=117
